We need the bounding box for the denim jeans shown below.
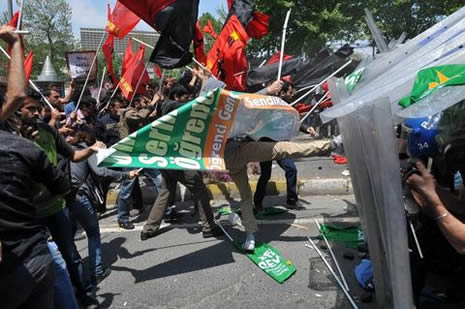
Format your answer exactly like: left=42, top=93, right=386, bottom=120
left=254, top=159, right=298, bottom=206
left=47, top=241, right=79, bottom=309
left=69, top=193, right=103, bottom=285
left=44, top=208, right=92, bottom=302
left=117, top=168, right=162, bottom=223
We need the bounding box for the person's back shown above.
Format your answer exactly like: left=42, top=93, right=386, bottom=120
left=0, top=129, right=70, bottom=308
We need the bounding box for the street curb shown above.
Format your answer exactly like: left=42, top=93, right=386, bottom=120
left=106, top=177, right=353, bottom=205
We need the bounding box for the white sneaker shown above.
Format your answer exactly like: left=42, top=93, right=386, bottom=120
left=242, top=233, right=255, bottom=251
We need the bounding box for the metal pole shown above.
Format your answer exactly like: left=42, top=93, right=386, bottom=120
left=306, top=238, right=359, bottom=309
left=290, top=60, right=353, bottom=106
left=277, top=9, right=291, bottom=81
left=299, top=92, right=329, bottom=124
left=8, top=0, right=13, bottom=19
left=314, top=219, right=350, bottom=291
left=74, top=32, right=106, bottom=112
left=96, top=66, right=107, bottom=106
left=128, top=61, right=148, bottom=107
left=17, top=0, right=25, bottom=30
left=0, top=45, right=54, bottom=110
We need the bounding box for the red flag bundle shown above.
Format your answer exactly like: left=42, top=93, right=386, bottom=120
left=119, top=45, right=150, bottom=100
left=119, top=0, right=200, bottom=69
left=24, top=51, right=33, bottom=84
left=227, top=0, right=269, bottom=39
left=106, top=1, right=140, bottom=39
left=194, top=22, right=207, bottom=66
left=121, top=39, right=135, bottom=77
left=207, top=15, right=249, bottom=91
left=102, top=33, right=118, bottom=87
left=154, top=64, right=162, bottom=79
left=202, top=19, right=217, bottom=39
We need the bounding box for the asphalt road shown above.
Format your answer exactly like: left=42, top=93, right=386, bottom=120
left=75, top=195, right=376, bottom=309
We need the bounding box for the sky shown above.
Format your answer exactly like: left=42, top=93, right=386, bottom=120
left=1, top=0, right=226, bottom=38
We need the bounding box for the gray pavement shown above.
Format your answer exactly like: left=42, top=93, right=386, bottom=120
left=75, top=195, right=376, bottom=309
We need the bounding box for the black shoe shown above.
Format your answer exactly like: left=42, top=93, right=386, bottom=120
left=92, top=268, right=111, bottom=285
left=202, top=226, right=224, bottom=238
left=118, top=221, right=135, bottom=230
left=286, top=201, right=306, bottom=210
left=80, top=293, right=100, bottom=309
left=140, top=230, right=160, bottom=241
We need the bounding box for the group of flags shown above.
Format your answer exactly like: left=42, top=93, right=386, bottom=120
left=99, top=0, right=270, bottom=97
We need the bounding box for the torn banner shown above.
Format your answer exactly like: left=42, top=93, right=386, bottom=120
left=97, top=89, right=300, bottom=171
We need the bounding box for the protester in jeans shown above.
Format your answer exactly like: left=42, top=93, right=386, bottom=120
left=68, top=127, right=138, bottom=286
left=117, top=95, right=162, bottom=229
left=0, top=24, right=71, bottom=309
left=17, top=95, right=105, bottom=308
left=141, top=83, right=223, bottom=241
left=254, top=81, right=319, bottom=211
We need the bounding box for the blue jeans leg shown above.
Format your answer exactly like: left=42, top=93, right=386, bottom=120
left=143, top=168, right=162, bottom=194
left=45, top=209, right=91, bottom=301
left=47, top=241, right=79, bottom=309
left=69, top=194, right=103, bottom=284
left=277, top=159, right=298, bottom=204
left=117, top=176, right=137, bottom=223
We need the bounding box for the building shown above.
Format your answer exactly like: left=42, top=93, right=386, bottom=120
left=80, top=27, right=160, bottom=58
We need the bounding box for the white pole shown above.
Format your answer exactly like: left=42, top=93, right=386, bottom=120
left=290, top=60, right=353, bottom=106
left=128, top=61, right=149, bottom=107
left=0, top=45, right=54, bottom=110
left=299, top=92, right=330, bottom=124
left=17, top=0, right=24, bottom=30
left=132, top=37, right=154, bottom=49
left=192, top=57, right=219, bottom=81
left=101, top=80, right=121, bottom=112
left=306, top=238, right=359, bottom=309
left=314, top=219, right=350, bottom=291
left=258, top=59, right=267, bottom=68
left=277, top=9, right=292, bottom=81
left=74, top=32, right=106, bottom=112
left=96, top=66, right=107, bottom=106
left=296, top=84, right=317, bottom=94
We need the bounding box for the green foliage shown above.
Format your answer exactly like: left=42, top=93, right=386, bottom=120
left=19, top=0, right=76, bottom=79
left=248, top=0, right=464, bottom=58
left=197, top=12, right=224, bottom=53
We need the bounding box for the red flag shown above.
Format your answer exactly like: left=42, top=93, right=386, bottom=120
left=121, top=39, right=135, bottom=77
left=24, top=51, right=33, bottom=85
left=194, top=22, right=207, bottom=66
left=102, top=29, right=119, bottom=87
left=266, top=52, right=293, bottom=65
left=106, top=1, right=140, bottom=39
left=154, top=64, right=162, bottom=78
left=246, top=11, right=269, bottom=39
left=202, top=19, right=217, bottom=39
left=8, top=11, right=19, bottom=28
left=207, top=15, right=249, bottom=91
left=227, top=0, right=234, bottom=10
left=119, top=45, right=150, bottom=100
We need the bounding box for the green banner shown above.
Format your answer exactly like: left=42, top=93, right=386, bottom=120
left=97, top=89, right=300, bottom=171
left=320, top=224, right=364, bottom=249
left=399, top=64, right=465, bottom=108
left=345, top=67, right=365, bottom=94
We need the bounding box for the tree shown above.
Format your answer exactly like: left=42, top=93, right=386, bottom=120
left=18, top=0, right=76, bottom=79
left=247, top=0, right=464, bottom=59
left=197, top=12, right=224, bottom=53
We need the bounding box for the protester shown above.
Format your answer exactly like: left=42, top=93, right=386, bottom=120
left=0, top=25, right=72, bottom=309
left=141, top=82, right=222, bottom=241
left=116, top=95, right=162, bottom=229
left=68, top=126, right=139, bottom=286
left=96, top=97, right=124, bottom=147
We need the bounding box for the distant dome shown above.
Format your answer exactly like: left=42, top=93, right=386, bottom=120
left=37, top=56, right=61, bottom=81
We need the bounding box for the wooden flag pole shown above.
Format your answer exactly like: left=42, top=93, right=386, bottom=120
left=277, top=9, right=292, bottom=81
left=74, top=32, right=106, bottom=112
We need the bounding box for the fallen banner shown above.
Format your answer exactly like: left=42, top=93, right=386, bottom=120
left=97, top=89, right=299, bottom=170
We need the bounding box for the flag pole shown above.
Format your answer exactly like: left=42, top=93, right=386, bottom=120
left=100, top=79, right=121, bottom=112
left=128, top=61, right=149, bottom=107
left=96, top=66, right=107, bottom=107
left=17, top=0, right=25, bottom=30
left=299, top=92, right=329, bottom=124
left=0, top=45, right=55, bottom=110
left=74, top=32, right=106, bottom=112
left=290, top=60, right=353, bottom=106
left=277, top=9, right=291, bottom=81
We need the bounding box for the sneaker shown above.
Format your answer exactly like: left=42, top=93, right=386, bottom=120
left=242, top=233, right=255, bottom=252
left=118, top=221, right=135, bottom=230
left=202, top=226, right=224, bottom=238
